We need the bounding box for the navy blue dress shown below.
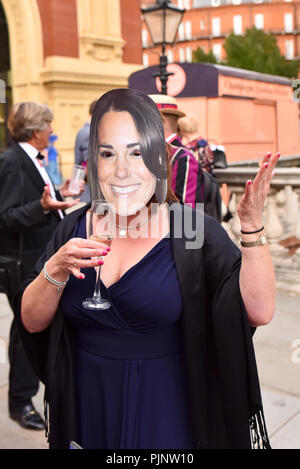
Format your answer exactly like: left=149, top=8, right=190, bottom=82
left=61, top=214, right=192, bottom=449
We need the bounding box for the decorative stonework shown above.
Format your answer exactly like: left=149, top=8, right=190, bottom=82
left=2, top=0, right=44, bottom=101
left=2, top=0, right=141, bottom=178
left=80, top=37, right=124, bottom=62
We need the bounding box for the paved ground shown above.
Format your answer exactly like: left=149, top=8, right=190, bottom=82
left=0, top=288, right=299, bottom=450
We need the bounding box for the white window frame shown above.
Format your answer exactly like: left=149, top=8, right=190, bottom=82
left=284, top=13, right=293, bottom=33
left=185, top=21, right=192, bottom=39
left=200, top=19, right=205, bottom=30
left=167, top=49, right=174, bottom=63
left=232, top=0, right=242, bottom=4
left=178, top=23, right=185, bottom=40
left=141, top=29, right=148, bottom=48
left=233, top=15, right=243, bottom=35
left=285, top=39, right=294, bottom=59
left=212, top=17, right=221, bottom=37
left=142, top=53, right=149, bottom=68
left=211, top=0, right=221, bottom=7
left=254, top=13, right=264, bottom=30
left=186, top=46, right=192, bottom=63
left=212, top=43, right=222, bottom=62
left=179, top=47, right=185, bottom=63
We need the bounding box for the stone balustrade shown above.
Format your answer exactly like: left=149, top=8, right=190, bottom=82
left=214, top=156, right=300, bottom=294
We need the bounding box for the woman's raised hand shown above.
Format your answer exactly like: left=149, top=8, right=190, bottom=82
left=237, top=152, right=280, bottom=232
left=45, top=237, right=111, bottom=281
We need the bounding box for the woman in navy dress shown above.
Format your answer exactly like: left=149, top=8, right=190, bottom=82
left=19, top=88, right=279, bottom=449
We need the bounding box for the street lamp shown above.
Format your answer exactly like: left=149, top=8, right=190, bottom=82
left=141, top=0, right=185, bottom=95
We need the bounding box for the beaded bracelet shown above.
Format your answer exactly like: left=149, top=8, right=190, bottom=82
left=43, top=261, right=69, bottom=293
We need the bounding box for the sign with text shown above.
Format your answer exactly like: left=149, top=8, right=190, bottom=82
left=219, top=75, right=292, bottom=102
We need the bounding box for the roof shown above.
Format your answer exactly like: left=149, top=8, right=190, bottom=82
left=128, top=62, right=292, bottom=98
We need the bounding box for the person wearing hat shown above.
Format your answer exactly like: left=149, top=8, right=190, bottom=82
left=149, top=95, right=222, bottom=221
left=149, top=95, right=186, bottom=147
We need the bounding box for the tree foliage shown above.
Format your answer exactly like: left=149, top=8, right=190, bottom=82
left=192, top=47, right=217, bottom=64
left=223, top=27, right=299, bottom=78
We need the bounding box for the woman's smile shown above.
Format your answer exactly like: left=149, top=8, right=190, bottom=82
left=110, top=183, right=141, bottom=197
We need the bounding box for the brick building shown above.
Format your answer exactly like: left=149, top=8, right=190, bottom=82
left=0, top=0, right=142, bottom=172
left=141, top=0, right=300, bottom=67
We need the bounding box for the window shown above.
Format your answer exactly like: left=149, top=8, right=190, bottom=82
left=284, top=13, right=293, bottom=32
left=186, top=46, right=192, bottom=62
left=254, top=14, right=264, bottom=30
left=142, top=53, right=149, bottom=67
left=179, top=48, right=185, bottom=62
left=200, top=19, right=205, bottom=30
left=232, top=0, right=242, bottom=4
left=141, top=29, right=148, bottom=48
left=212, top=43, right=222, bottom=61
left=212, top=17, right=221, bottom=36
left=253, top=0, right=263, bottom=3
left=285, top=39, right=294, bottom=59
left=178, top=23, right=185, bottom=40
left=233, top=15, right=243, bottom=35
left=178, top=0, right=190, bottom=8
left=211, top=0, right=221, bottom=6
left=185, top=21, right=192, bottom=39
left=167, top=50, right=174, bottom=63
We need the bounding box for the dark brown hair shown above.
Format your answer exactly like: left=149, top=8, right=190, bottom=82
left=88, top=88, right=177, bottom=205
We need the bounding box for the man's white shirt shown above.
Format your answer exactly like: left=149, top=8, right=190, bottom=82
left=18, top=142, right=63, bottom=219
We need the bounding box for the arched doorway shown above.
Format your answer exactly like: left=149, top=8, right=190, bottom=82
left=0, top=0, right=11, bottom=153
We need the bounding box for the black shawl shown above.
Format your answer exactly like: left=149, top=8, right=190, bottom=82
left=12, top=203, right=270, bottom=449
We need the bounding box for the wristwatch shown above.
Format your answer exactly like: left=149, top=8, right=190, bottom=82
left=240, top=234, right=267, bottom=248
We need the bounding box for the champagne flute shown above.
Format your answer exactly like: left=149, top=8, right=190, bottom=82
left=82, top=199, right=113, bottom=310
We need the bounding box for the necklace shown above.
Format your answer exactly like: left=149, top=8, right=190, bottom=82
left=112, top=213, right=153, bottom=237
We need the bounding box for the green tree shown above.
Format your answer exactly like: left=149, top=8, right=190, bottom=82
left=192, top=47, right=217, bottom=64
left=223, top=26, right=299, bottom=78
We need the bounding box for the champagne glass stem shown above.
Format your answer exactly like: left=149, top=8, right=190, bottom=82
left=93, top=263, right=102, bottom=299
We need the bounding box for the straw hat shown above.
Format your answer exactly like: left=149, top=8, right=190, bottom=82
left=149, top=94, right=186, bottom=118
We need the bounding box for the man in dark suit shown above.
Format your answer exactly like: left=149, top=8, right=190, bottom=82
left=0, top=102, right=80, bottom=430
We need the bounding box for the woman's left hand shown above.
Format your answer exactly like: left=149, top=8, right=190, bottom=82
left=237, top=152, right=280, bottom=231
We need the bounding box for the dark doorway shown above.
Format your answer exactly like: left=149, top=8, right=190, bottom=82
left=0, top=1, right=12, bottom=153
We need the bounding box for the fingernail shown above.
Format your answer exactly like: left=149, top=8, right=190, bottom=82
left=264, top=163, right=269, bottom=168
left=247, top=180, right=252, bottom=186
left=267, top=152, right=272, bottom=158
left=105, top=247, right=111, bottom=252
left=101, top=250, right=108, bottom=256
left=80, top=274, right=85, bottom=279
left=277, top=152, right=281, bottom=158
left=98, top=259, right=104, bottom=265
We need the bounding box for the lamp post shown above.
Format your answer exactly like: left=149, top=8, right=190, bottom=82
left=141, top=0, right=185, bottom=95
